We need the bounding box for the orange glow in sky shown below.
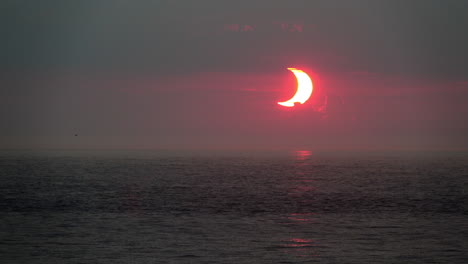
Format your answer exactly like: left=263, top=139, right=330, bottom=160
left=278, top=68, right=313, bottom=107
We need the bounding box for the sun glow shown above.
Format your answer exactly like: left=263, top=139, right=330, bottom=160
left=278, top=68, right=313, bottom=107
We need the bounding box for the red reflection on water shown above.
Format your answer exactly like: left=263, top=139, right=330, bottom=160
left=283, top=238, right=315, bottom=247
left=282, top=150, right=319, bottom=258
left=281, top=238, right=319, bottom=257
left=293, top=150, right=313, bottom=161
left=288, top=150, right=315, bottom=198
left=288, top=213, right=316, bottom=222
left=288, top=185, right=316, bottom=198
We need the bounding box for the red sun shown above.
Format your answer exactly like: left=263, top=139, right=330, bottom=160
left=278, top=68, right=314, bottom=107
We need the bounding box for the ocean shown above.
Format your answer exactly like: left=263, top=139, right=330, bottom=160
left=1, top=150, right=467, bottom=263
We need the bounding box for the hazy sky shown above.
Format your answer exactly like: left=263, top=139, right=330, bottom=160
left=2, top=0, right=468, bottom=151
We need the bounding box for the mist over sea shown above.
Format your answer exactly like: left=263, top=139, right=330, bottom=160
left=1, top=150, right=467, bottom=263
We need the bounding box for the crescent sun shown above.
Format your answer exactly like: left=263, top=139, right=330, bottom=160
left=278, top=68, right=313, bottom=107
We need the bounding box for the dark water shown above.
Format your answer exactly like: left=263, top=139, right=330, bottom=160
left=1, top=150, right=467, bottom=263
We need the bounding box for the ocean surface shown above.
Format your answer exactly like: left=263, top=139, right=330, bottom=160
left=0, top=150, right=467, bottom=263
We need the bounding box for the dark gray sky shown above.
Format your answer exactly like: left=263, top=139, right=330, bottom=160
left=2, top=0, right=468, bottom=151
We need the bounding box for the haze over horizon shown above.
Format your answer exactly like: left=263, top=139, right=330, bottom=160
left=2, top=0, right=468, bottom=151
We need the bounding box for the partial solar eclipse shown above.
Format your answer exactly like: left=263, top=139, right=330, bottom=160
left=278, top=68, right=313, bottom=107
